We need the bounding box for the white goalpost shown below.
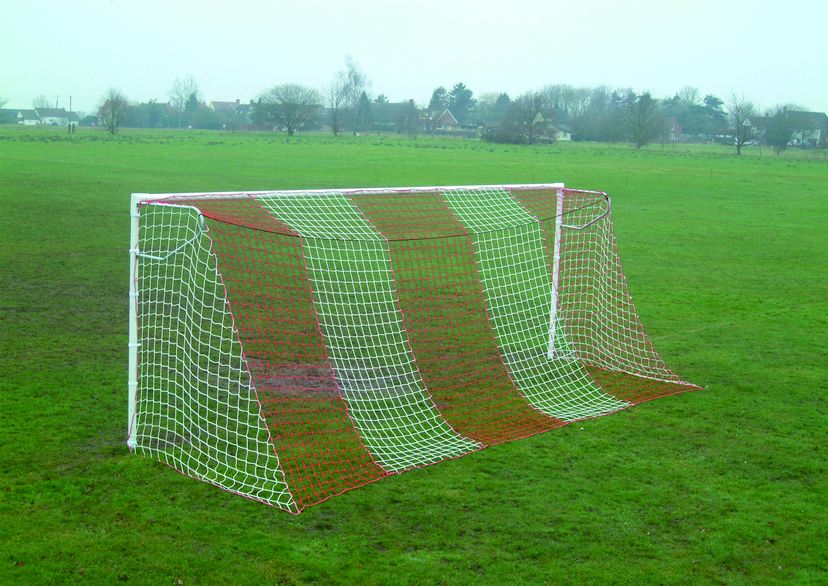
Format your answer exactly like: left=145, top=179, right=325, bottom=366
left=548, top=188, right=564, bottom=360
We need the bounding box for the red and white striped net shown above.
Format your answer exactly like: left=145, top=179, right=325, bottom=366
left=131, top=186, right=697, bottom=512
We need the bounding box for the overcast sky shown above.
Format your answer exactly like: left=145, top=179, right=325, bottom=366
left=2, top=0, right=826, bottom=115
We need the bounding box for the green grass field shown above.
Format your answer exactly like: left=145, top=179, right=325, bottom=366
left=1, top=126, right=826, bottom=584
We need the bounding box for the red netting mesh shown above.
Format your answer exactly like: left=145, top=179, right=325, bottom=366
left=160, top=194, right=296, bottom=235
left=586, top=367, right=692, bottom=405
left=353, top=193, right=567, bottom=444
left=194, top=199, right=386, bottom=508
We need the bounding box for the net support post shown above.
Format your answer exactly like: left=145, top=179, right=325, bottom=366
left=548, top=188, right=565, bottom=359
left=127, top=193, right=145, bottom=450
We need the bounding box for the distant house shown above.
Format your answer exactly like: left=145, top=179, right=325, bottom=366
left=554, top=123, right=573, bottom=142
left=744, top=115, right=766, bottom=134
left=479, top=120, right=499, bottom=136
left=529, top=111, right=565, bottom=142
left=210, top=100, right=241, bottom=114
left=749, top=110, right=828, bottom=148
left=434, top=109, right=460, bottom=132
left=210, top=99, right=253, bottom=128
left=3, top=108, right=81, bottom=126
left=786, top=111, right=828, bottom=147
left=667, top=117, right=683, bottom=142
left=16, top=109, right=40, bottom=125
left=36, top=108, right=71, bottom=125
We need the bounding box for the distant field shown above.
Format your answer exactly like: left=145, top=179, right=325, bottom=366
left=0, top=127, right=826, bottom=584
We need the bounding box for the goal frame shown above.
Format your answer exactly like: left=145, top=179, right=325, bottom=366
left=127, top=183, right=574, bottom=448
left=126, top=183, right=570, bottom=449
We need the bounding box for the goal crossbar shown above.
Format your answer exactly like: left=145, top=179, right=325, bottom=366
left=132, top=183, right=568, bottom=202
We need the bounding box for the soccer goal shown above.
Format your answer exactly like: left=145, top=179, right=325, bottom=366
left=128, top=183, right=698, bottom=513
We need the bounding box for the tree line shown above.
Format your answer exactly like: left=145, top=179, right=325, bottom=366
left=86, top=60, right=819, bottom=155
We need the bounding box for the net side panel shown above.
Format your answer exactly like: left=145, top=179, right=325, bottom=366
left=444, top=188, right=629, bottom=421
left=198, top=202, right=387, bottom=509
left=516, top=189, right=697, bottom=403
left=257, top=194, right=480, bottom=471
left=353, top=194, right=567, bottom=444
left=134, top=204, right=295, bottom=511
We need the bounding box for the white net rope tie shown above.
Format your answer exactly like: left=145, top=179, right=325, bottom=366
left=259, top=194, right=480, bottom=471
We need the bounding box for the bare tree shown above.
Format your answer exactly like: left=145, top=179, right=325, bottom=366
left=327, top=57, right=369, bottom=135
left=32, top=95, right=51, bottom=110
left=168, top=75, right=201, bottom=128
left=727, top=94, right=757, bottom=155
left=343, top=57, right=368, bottom=132
left=486, top=91, right=555, bottom=144
left=326, top=71, right=349, bottom=136
left=255, top=84, right=321, bottom=135
left=98, top=88, right=129, bottom=134
left=539, top=84, right=591, bottom=124
left=517, top=92, right=555, bottom=143
left=677, top=86, right=701, bottom=106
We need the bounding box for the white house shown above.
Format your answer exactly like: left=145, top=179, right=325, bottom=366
left=16, top=109, right=40, bottom=125
left=36, top=108, right=70, bottom=125
left=554, top=124, right=573, bottom=142
left=787, top=111, right=828, bottom=147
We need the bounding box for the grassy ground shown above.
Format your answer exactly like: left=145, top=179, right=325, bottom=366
left=0, top=127, right=826, bottom=584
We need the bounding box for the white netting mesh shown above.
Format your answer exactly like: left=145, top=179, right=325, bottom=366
left=443, top=188, right=629, bottom=420
left=257, top=195, right=480, bottom=471
left=556, top=197, right=684, bottom=382
left=133, top=204, right=296, bottom=511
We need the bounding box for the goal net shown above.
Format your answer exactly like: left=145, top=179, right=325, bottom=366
left=128, top=184, right=698, bottom=513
